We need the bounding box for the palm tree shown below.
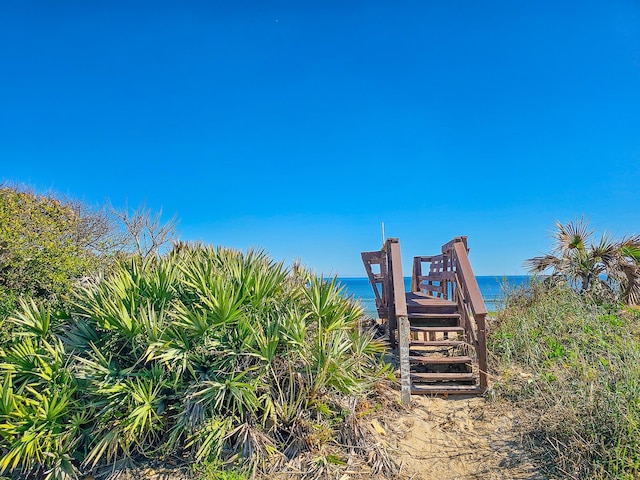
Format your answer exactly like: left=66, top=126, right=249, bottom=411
left=526, top=218, right=640, bottom=305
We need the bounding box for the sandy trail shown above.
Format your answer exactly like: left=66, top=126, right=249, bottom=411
left=373, top=395, right=547, bottom=480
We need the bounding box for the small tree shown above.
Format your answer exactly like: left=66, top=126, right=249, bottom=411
left=0, top=185, right=179, bottom=322
left=526, top=218, right=640, bottom=304
left=0, top=186, right=104, bottom=309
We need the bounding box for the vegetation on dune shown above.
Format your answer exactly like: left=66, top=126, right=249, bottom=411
left=492, top=220, right=640, bottom=479
left=490, top=281, right=640, bottom=479
left=0, top=244, right=391, bottom=479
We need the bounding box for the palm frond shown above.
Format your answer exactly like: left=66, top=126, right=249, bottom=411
left=553, top=217, right=593, bottom=253
left=525, top=254, right=565, bottom=274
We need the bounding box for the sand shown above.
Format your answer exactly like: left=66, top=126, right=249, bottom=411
left=372, top=395, right=547, bottom=480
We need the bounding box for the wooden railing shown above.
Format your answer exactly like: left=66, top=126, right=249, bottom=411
left=361, top=238, right=411, bottom=403
left=361, top=238, right=406, bottom=350
left=360, top=249, right=388, bottom=319
left=363, top=236, right=488, bottom=399
left=385, top=238, right=411, bottom=404
left=411, top=236, right=488, bottom=391
left=411, top=254, right=456, bottom=298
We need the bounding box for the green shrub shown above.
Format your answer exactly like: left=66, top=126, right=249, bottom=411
left=0, top=186, right=178, bottom=328
left=490, top=281, right=640, bottom=479
left=0, top=245, right=388, bottom=478
left=0, top=187, right=94, bottom=308
left=0, top=186, right=129, bottom=328
left=195, top=460, right=249, bottom=480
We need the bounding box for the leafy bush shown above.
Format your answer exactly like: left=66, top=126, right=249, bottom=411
left=0, top=187, right=97, bottom=309
left=489, top=281, right=640, bottom=479
left=0, top=245, right=389, bottom=479
left=0, top=186, right=178, bottom=326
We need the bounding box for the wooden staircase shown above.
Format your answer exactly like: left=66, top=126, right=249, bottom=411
left=361, top=237, right=488, bottom=402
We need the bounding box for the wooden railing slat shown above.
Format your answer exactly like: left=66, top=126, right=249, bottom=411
left=452, top=242, right=488, bottom=315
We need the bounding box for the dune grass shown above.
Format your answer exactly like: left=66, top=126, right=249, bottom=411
left=489, top=281, right=640, bottom=479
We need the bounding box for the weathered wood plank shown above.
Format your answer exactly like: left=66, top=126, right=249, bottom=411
left=409, top=340, right=466, bottom=347
left=399, top=315, right=411, bottom=405
left=409, top=355, right=473, bottom=364
left=411, top=385, right=482, bottom=395
left=410, top=326, right=465, bottom=333
left=411, top=372, right=475, bottom=381
left=408, top=313, right=461, bottom=319
left=406, top=292, right=457, bottom=307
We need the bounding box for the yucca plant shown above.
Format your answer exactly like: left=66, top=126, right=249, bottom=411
left=0, top=244, right=390, bottom=478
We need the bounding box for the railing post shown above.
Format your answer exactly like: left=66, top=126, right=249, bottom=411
left=410, top=256, right=420, bottom=292
left=476, top=313, right=488, bottom=391
left=398, top=315, right=411, bottom=404
left=387, top=239, right=411, bottom=405
left=442, top=253, right=449, bottom=299
left=382, top=243, right=396, bottom=350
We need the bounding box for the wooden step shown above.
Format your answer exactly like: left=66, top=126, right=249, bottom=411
left=408, top=315, right=460, bottom=328
left=408, top=313, right=461, bottom=320
left=411, top=384, right=484, bottom=396
left=411, top=372, right=476, bottom=382
left=409, top=355, right=473, bottom=364
left=406, top=292, right=457, bottom=307
left=409, top=340, right=466, bottom=347
left=406, top=294, right=458, bottom=315
left=410, top=326, right=464, bottom=334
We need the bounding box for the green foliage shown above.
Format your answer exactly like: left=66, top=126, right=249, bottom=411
left=195, top=460, right=248, bottom=480
left=526, top=217, right=640, bottom=305
left=0, top=186, right=178, bottom=326
left=490, top=281, right=640, bottom=479
left=0, top=187, right=123, bottom=321
left=0, top=245, right=388, bottom=478
left=0, top=188, right=87, bottom=302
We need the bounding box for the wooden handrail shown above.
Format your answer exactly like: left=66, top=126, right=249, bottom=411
left=445, top=238, right=488, bottom=391
left=441, top=236, right=468, bottom=253
left=452, top=242, right=487, bottom=316
left=386, top=238, right=407, bottom=317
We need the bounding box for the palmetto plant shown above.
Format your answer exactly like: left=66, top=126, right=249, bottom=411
left=526, top=218, right=640, bottom=304
left=0, top=301, right=82, bottom=480
left=0, top=244, right=388, bottom=478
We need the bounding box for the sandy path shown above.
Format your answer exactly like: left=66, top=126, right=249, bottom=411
left=373, top=395, right=547, bottom=480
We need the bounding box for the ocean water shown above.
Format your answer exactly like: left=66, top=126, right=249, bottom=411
left=337, top=276, right=531, bottom=316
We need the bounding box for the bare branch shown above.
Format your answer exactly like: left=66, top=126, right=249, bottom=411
left=110, top=202, right=179, bottom=260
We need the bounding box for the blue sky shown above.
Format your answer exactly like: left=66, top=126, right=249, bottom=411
left=1, top=1, right=639, bottom=276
